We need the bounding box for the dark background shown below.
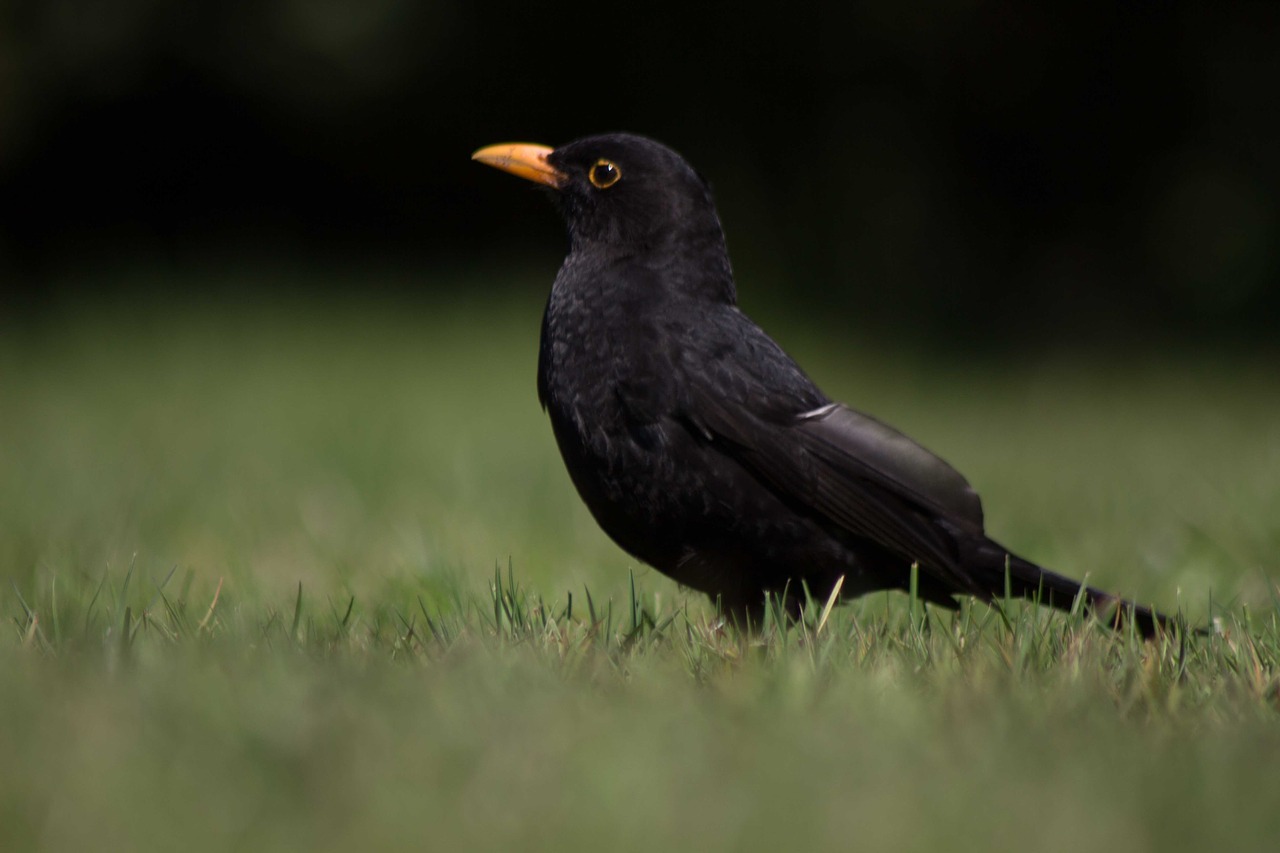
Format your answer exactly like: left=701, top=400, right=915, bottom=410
left=2, top=1, right=1277, bottom=346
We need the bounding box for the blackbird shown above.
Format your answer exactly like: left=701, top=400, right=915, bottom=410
left=472, top=132, right=1172, bottom=636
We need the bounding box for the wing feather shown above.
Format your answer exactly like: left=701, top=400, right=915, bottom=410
left=686, top=389, right=986, bottom=596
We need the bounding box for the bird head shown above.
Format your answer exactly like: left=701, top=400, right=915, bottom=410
left=472, top=133, right=728, bottom=260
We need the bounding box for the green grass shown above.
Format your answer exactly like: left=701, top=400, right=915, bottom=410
left=2, top=273, right=1279, bottom=852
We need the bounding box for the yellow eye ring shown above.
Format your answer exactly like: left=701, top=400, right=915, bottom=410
left=588, top=159, right=621, bottom=189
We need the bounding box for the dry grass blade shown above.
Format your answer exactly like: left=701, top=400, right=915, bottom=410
left=197, top=577, right=224, bottom=634
left=816, top=575, right=845, bottom=636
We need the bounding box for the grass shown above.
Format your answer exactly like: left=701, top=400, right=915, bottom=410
left=2, top=271, right=1279, bottom=852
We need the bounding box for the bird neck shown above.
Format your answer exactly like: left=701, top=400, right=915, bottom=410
left=566, top=225, right=736, bottom=307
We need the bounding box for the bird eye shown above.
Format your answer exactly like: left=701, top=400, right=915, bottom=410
left=588, top=159, right=621, bottom=189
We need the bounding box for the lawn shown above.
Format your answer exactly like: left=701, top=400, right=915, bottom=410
left=2, top=271, right=1278, bottom=852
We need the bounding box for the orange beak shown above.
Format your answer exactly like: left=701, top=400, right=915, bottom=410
left=471, top=143, right=564, bottom=188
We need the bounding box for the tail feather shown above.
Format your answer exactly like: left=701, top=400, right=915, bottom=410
left=966, top=538, right=1175, bottom=638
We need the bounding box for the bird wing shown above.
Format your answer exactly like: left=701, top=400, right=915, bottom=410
left=797, top=403, right=985, bottom=529
left=682, top=380, right=987, bottom=597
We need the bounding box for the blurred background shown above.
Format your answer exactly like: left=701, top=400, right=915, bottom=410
left=2, top=0, right=1277, bottom=344
left=2, top=1, right=1277, bottom=611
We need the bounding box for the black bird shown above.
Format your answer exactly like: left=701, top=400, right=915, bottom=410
left=472, top=133, right=1171, bottom=636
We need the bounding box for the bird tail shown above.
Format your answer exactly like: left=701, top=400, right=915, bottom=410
left=965, top=537, right=1174, bottom=638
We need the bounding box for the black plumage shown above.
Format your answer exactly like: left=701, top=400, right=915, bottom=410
left=473, top=133, right=1172, bottom=636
